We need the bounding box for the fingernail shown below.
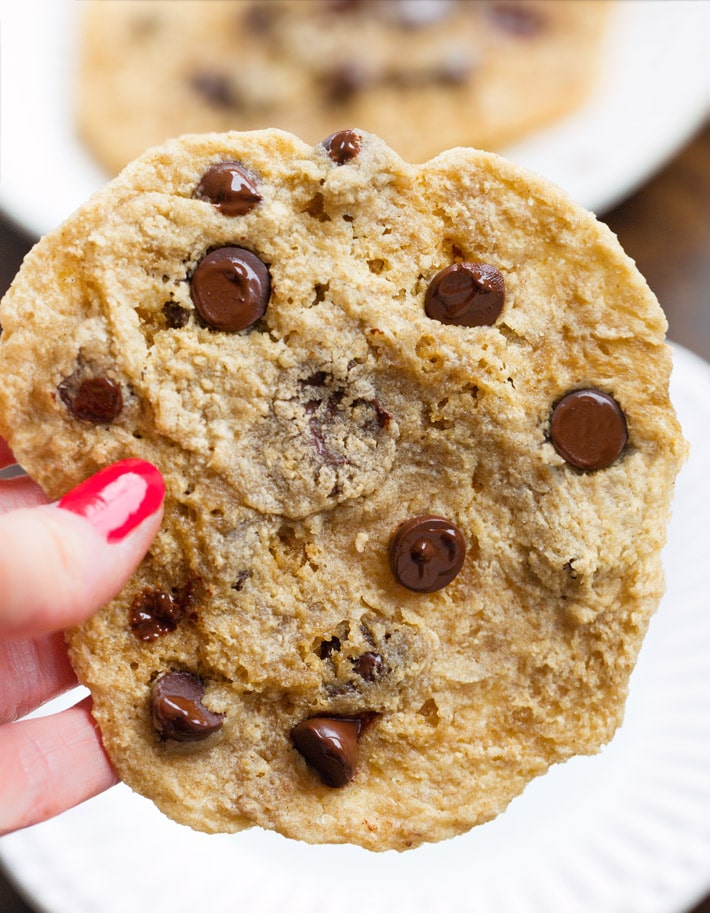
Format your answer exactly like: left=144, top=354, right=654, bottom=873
left=58, top=459, right=165, bottom=544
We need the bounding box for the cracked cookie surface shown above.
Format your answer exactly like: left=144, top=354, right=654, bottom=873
left=0, top=128, right=685, bottom=850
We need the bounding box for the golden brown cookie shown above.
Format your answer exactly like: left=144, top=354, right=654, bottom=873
left=76, top=0, right=613, bottom=174
left=0, top=128, right=685, bottom=850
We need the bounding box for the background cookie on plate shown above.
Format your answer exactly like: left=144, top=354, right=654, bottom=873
left=0, top=128, right=685, bottom=850
left=76, top=0, right=613, bottom=175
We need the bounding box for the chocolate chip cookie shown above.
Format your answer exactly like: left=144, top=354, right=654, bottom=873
left=0, top=128, right=685, bottom=850
left=76, top=0, right=612, bottom=175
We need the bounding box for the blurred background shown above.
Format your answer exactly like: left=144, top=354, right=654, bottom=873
left=1, top=1, right=708, bottom=911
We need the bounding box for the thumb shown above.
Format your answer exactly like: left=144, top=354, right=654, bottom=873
left=0, top=460, right=164, bottom=639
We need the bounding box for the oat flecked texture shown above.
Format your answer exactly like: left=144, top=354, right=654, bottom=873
left=0, top=129, right=686, bottom=850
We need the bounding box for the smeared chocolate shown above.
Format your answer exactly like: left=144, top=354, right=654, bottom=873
left=323, top=129, right=363, bottom=164
left=290, top=716, right=361, bottom=787
left=390, top=515, right=466, bottom=592
left=306, top=391, right=348, bottom=468
left=550, top=389, right=628, bottom=471
left=425, top=262, right=505, bottom=327
left=130, top=587, right=185, bottom=641
left=195, top=162, right=262, bottom=216
left=151, top=671, right=224, bottom=742
left=58, top=375, right=123, bottom=424
left=190, top=246, right=270, bottom=331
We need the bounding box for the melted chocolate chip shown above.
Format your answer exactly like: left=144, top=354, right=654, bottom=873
left=130, top=587, right=184, bottom=641
left=352, top=651, right=383, bottom=681
left=322, top=129, right=363, bottom=165
left=425, top=262, right=505, bottom=327
left=151, top=671, right=224, bottom=742
left=291, top=716, right=361, bottom=787
left=190, top=247, right=271, bottom=331
left=550, top=389, right=628, bottom=471
left=389, top=515, right=466, bottom=592
left=58, top=375, right=123, bottom=424
left=195, top=162, right=262, bottom=216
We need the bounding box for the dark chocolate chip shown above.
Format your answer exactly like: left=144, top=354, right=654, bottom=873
left=130, top=587, right=184, bottom=641
left=425, top=262, right=505, bottom=327
left=189, top=71, right=239, bottom=109
left=322, top=129, right=363, bottom=165
left=243, top=3, right=277, bottom=33
left=550, top=389, right=628, bottom=471
left=486, top=1, right=547, bottom=37
left=291, top=716, right=361, bottom=787
left=151, top=671, right=224, bottom=742
left=163, top=301, right=190, bottom=329
left=195, top=162, right=262, bottom=216
left=322, top=63, right=369, bottom=105
left=320, top=636, right=342, bottom=659
left=389, top=515, right=466, bottom=592
left=322, top=0, right=365, bottom=12
left=59, top=376, right=123, bottom=424
left=190, top=246, right=270, bottom=331
left=352, top=651, right=383, bottom=681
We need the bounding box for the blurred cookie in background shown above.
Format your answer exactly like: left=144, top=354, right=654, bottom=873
left=76, top=0, right=613, bottom=175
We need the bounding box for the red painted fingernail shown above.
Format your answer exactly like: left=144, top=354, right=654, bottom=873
left=58, top=459, right=165, bottom=544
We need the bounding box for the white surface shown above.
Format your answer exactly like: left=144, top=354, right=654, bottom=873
left=1, top=343, right=710, bottom=913
left=0, top=0, right=708, bottom=239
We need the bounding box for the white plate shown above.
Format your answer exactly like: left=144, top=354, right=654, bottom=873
left=1, top=343, right=710, bottom=913
left=0, top=0, right=708, bottom=239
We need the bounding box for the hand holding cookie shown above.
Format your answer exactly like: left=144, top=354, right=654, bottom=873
left=0, top=128, right=685, bottom=850
left=0, top=449, right=164, bottom=834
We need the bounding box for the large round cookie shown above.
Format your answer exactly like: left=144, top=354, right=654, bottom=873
left=76, top=0, right=612, bottom=175
left=0, top=129, right=685, bottom=851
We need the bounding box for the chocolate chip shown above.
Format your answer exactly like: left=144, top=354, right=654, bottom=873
left=352, top=651, right=383, bottom=681
left=163, top=301, right=190, bottom=329
left=320, top=636, right=342, bottom=659
left=389, top=515, right=466, bottom=592
left=322, top=0, right=365, bottom=12
left=243, top=3, right=277, bottom=33
left=291, top=716, right=361, bottom=787
left=232, top=570, right=251, bottom=591
left=189, top=71, right=239, bottom=109
left=130, top=587, right=184, bottom=641
left=151, top=671, right=224, bottom=742
left=190, top=247, right=271, bottom=331
left=486, top=1, right=547, bottom=37
left=550, top=389, right=628, bottom=471
left=58, top=375, right=123, bottom=424
left=322, top=129, right=363, bottom=165
left=425, top=262, right=505, bottom=327
left=195, top=162, right=262, bottom=216
left=322, top=63, right=369, bottom=105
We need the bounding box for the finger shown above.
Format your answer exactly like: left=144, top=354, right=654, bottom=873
left=0, top=459, right=165, bottom=639
left=0, top=474, right=48, bottom=513
left=0, top=436, right=15, bottom=469
left=0, top=696, right=118, bottom=835
left=0, top=633, right=78, bottom=724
